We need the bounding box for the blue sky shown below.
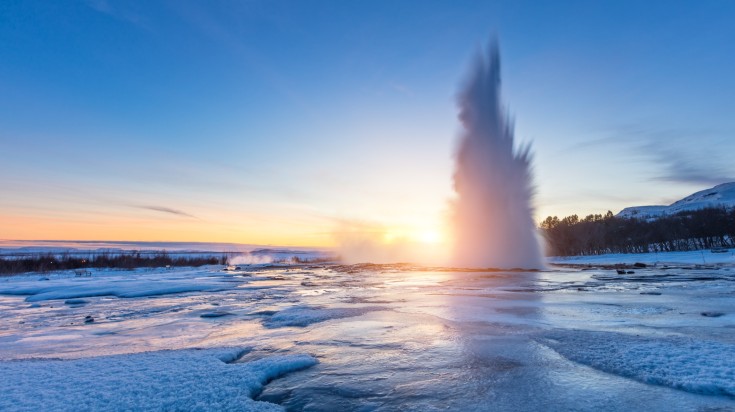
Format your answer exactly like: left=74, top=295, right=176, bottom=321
left=1, top=0, right=734, bottom=245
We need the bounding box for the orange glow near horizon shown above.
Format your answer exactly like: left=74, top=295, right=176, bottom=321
left=0, top=214, right=333, bottom=247
left=0, top=208, right=452, bottom=250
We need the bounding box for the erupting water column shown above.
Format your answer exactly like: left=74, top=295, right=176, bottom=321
left=452, top=41, right=544, bottom=269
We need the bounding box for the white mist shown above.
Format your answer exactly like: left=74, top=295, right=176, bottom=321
left=452, top=41, right=544, bottom=269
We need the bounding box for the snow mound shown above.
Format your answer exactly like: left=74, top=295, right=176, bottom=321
left=539, top=330, right=735, bottom=397
left=618, top=182, right=735, bottom=219
left=0, top=347, right=317, bottom=411
left=0, top=278, right=232, bottom=302
left=264, top=306, right=386, bottom=328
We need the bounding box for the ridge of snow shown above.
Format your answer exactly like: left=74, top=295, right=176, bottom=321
left=540, top=330, right=735, bottom=397
left=617, top=182, right=735, bottom=219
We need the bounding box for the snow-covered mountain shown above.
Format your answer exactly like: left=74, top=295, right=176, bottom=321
left=617, top=182, right=735, bottom=219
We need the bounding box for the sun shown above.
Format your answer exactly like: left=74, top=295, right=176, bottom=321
left=415, top=229, right=442, bottom=245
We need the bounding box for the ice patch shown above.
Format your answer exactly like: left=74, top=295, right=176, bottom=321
left=0, top=279, right=232, bottom=302
left=264, top=306, right=386, bottom=328
left=0, top=347, right=317, bottom=411
left=539, top=330, right=735, bottom=397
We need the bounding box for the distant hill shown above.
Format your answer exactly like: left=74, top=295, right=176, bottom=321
left=542, top=182, right=735, bottom=256
left=617, top=182, right=735, bottom=220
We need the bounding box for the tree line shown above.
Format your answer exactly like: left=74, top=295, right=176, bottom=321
left=540, top=207, right=735, bottom=256
left=0, top=251, right=228, bottom=275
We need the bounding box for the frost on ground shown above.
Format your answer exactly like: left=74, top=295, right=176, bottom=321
left=0, top=258, right=734, bottom=410
left=0, top=268, right=238, bottom=302
left=549, top=249, right=735, bottom=266
left=539, top=330, right=735, bottom=397
left=0, top=347, right=317, bottom=412
left=263, top=305, right=387, bottom=328
left=0, top=278, right=231, bottom=302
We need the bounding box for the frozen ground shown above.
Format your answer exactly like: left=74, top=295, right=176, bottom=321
left=0, top=239, right=334, bottom=264
left=550, top=249, right=735, bottom=266
left=1, top=256, right=734, bottom=411
left=1, top=347, right=316, bottom=412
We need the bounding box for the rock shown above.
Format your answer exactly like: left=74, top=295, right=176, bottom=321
left=701, top=311, right=725, bottom=318
left=633, top=262, right=647, bottom=268
left=84, top=315, right=95, bottom=324
left=250, top=310, right=277, bottom=316
left=626, top=271, right=635, bottom=274
left=616, top=270, right=626, bottom=275
left=640, top=292, right=662, bottom=295
left=200, top=311, right=233, bottom=318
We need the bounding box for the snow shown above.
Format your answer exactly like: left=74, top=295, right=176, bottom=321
left=0, top=240, right=335, bottom=263
left=617, top=182, right=735, bottom=219
left=263, top=305, right=387, bottom=328
left=549, top=249, right=735, bottom=266
left=1, top=262, right=734, bottom=410
left=0, top=271, right=236, bottom=302
left=0, top=347, right=317, bottom=411
left=616, top=205, right=668, bottom=219
left=540, top=330, right=735, bottom=397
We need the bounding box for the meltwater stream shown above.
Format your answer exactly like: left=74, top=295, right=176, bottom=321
left=2, top=264, right=733, bottom=411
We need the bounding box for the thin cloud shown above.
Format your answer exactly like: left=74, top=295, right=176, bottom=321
left=84, top=0, right=149, bottom=30
left=135, top=205, right=198, bottom=219
left=575, top=125, right=734, bottom=185
left=650, top=154, right=733, bottom=186
left=637, top=129, right=735, bottom=185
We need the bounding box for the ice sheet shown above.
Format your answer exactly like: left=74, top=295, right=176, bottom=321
left=539, top=329, right=735, bottom=397
left=1, top=261, right=734, bottom=410
left=263, top=305, right=387, bottom=328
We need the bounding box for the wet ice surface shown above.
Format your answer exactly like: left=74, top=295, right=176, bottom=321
left=1, top=263, right=735, bottom=411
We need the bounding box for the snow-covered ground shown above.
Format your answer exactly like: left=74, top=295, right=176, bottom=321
left=1, top=257, right=734, bottom=410
left=0, top=239, right=335, bottom=264
left=1, top=348, right=316, bottom=412
left=550, top=249, right=735, bottom=266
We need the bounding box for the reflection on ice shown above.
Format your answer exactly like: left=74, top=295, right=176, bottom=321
left=1, top=263, right=734, bottom=410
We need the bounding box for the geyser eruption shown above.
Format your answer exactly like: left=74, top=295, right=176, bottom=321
left=452, top=41, right=544, bottom=269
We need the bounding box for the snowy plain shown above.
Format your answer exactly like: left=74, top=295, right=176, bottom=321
left=1, top=250, right=734, bottom=411
left=550, top=249, right=735, bottom=266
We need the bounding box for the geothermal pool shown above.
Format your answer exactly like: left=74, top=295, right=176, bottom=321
left=1, top=263, right=734, bottom=411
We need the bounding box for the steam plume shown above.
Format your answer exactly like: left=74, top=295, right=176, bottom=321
left=452, top=40, right=544, bottom=269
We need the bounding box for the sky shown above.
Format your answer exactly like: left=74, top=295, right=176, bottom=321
left=1, top=0, right=735, bottom=247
